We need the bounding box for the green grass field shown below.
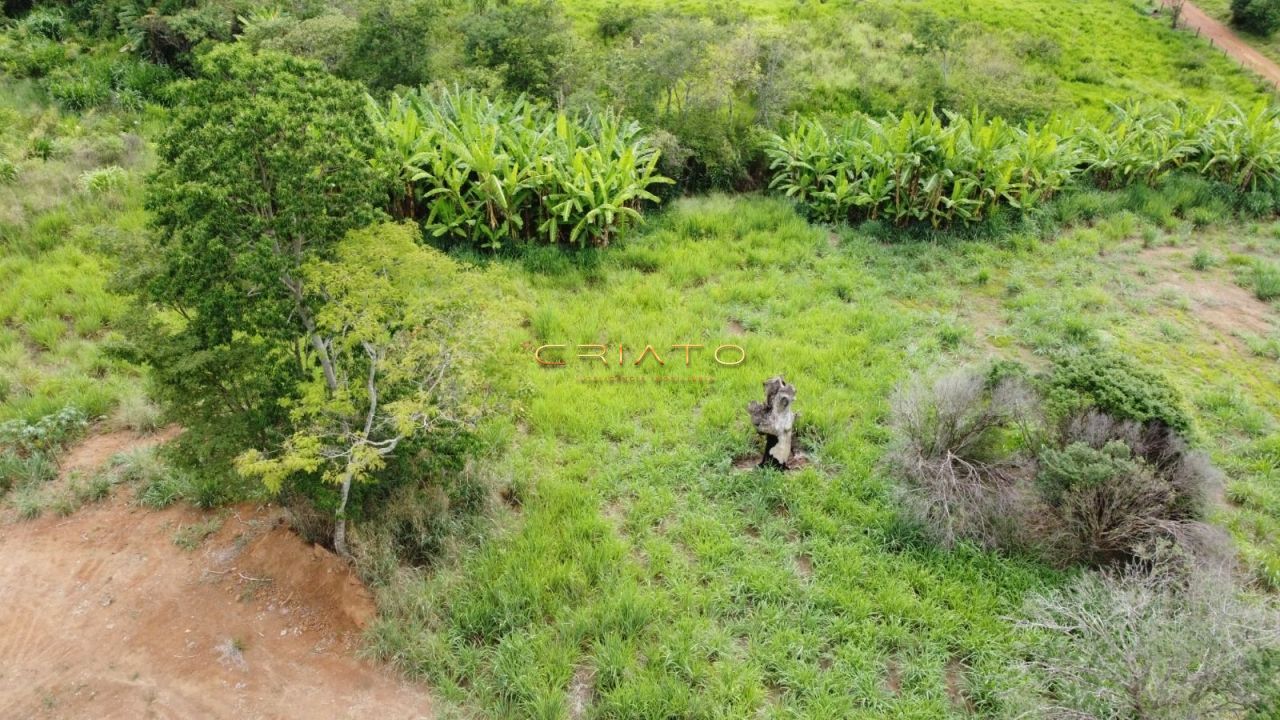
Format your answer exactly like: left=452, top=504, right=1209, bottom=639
left=0, top=79, right=153, bottom=423
left=3, top=1, right=1280, bottom=716
left=560, top=0, right=1268, bottom=114
left=364, top=194, right=1280, bottom=718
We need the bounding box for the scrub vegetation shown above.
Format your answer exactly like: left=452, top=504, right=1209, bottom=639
left=3, top=0, right=1280, bottom=718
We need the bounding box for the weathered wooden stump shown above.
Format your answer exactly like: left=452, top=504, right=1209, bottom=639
left=747, top=376, right=797, bottom=469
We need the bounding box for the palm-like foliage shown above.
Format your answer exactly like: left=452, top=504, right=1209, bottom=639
left=1194, top=101, right=1280, bottom=192
left=766, top=102, right=1280, bottom=227
left=764, top=109, right=1079, bottom=227
left=366, top=88, right=671, bottom=249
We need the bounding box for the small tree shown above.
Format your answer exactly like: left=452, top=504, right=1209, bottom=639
left=1168, top=0, right=1187, bottom=29
left=129, top=45, right=384, bottom=465
left=911, top=12, right=961, bottom=89
left=1232, top=0, right=1280, bottom=35
left=235, top=222, right=510, bottom=556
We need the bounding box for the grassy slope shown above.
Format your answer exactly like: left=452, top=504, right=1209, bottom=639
left=370, top=195, right=1280, bottom=718
left=0, top=80, right=151, bottom=422
left=562, top=0, right=1267, bottom=112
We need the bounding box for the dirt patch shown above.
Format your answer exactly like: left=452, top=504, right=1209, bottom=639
left=884, top=657, right=902, bottom=695
left=0, top=493, right=433, bottom=719
left=567, top=665, right=594, bottom=720
left=59, top=425, right=182, bottom=478
left=945, top=657, right=975, bottom=713
left=1139, top=246, right=1276, bottom=340
left=793, top=553, right=813, bottom=579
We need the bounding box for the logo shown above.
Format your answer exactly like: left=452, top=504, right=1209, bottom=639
left=533, top=343, right=746, bottom=367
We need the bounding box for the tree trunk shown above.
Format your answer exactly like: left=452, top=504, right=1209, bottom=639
left=746, top=376, right=797, bottom=469
left=333, top=467, right=354, bottom=557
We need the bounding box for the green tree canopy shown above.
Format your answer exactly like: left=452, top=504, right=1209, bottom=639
left=236, top=221, right=515, bottom=554
left=130, top=45, right=385, bottom=465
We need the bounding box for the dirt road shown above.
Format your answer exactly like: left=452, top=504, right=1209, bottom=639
left=0, top=435, right=433, bottom=719
left=1169, top=0, right=1280, bottom=87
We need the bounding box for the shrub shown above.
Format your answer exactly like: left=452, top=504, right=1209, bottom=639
left=0, top=406, right=88, bottom=456
left=367, top=88, right=671, bottom=248
left=886, top=367, right=1036, bottom=548
left=1018, top=557, right=1280, bottom=718
left=1035, top=429, right=1213, bottom=564
left=1046, top=351, right=1192, bottom=435
left=1232, top=0, right=1280, bottom=35
left=78, top=166, right=127, bottom=194
left=0, top=156, right=15, bottom=184
left=888, top=362, right=1218, bottom=565
left=1250, top=261, right=1280, bottom=301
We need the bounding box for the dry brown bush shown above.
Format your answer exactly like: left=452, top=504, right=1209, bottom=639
left=1018, top=551, right=1280, bottom=718
left=887, top=368, right=1037, bottom=549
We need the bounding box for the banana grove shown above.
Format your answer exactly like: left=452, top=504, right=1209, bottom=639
left=764, top=101, right=1280, bottom=228
left=366, top=88, right=673, bottom=249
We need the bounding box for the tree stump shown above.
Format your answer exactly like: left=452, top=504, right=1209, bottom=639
left=747, top=376, right=797, bottom=469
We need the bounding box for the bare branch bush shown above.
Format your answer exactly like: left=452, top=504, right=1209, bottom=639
left=887, top=368, right=1038, bottom=549
left=1017, top=551, right=1280, bottom=719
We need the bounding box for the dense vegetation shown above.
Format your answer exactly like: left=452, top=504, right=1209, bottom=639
left=766, top=101, right=1280, bottom=228
left=4, top=0, right=1280, bottom=718
left=367, top=88, right=670, bottom=248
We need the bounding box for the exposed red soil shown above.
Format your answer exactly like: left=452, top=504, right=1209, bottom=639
left=0, top=433, right=433, bottom=719
left=1168, top=1, right=1280, bottom=87
left=58, top=426, right=183, bottom=479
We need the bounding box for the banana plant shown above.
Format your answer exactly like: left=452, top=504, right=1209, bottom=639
left=365, top=87, right=671, bottom=249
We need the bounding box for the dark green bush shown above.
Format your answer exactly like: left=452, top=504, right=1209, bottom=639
left=17, top=7, right=67, bottom=40
left=1046, top=351, right=1192, bottom=434
left=1232, top=0, right=1280, bottom=35
left=345, top=0, right=440, bottom=91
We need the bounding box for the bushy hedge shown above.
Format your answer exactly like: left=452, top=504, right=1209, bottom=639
left=765, top=102, right=1280, bottom=227
left=366, top=88, right=671, bottom=249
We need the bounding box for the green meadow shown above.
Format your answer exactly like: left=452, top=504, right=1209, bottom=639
left=2, top=0, right=1280, bottom=717
left=366, top=194, right=1280, bottom=717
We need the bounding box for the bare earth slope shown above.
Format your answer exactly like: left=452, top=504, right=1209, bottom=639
left=0, top=436, right=433, bottom=719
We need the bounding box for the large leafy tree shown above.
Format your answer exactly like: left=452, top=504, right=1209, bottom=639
left=130, top=45, right=384, bottom=468
left=236, top=222, right=511, bottom=555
